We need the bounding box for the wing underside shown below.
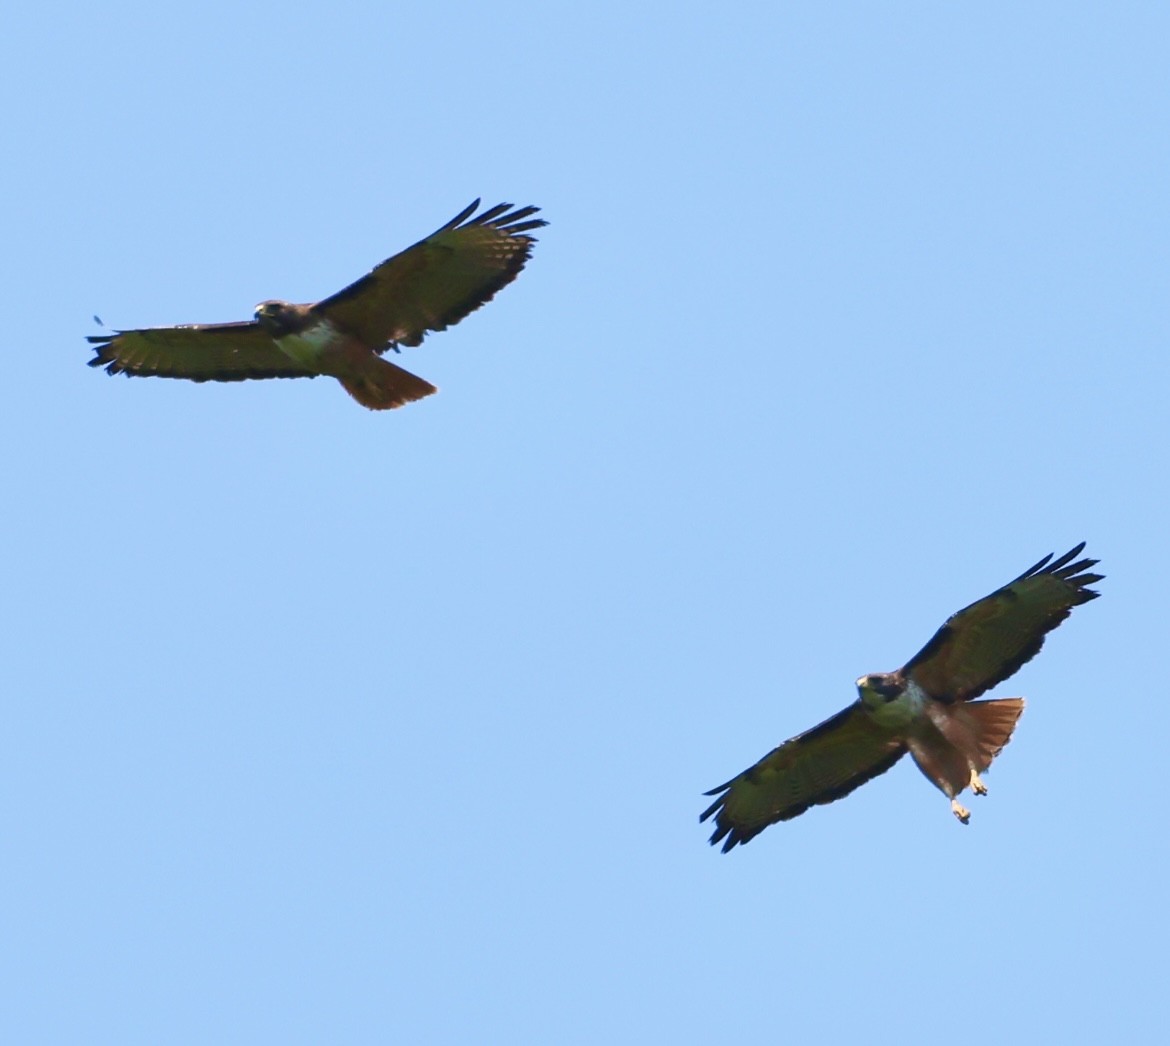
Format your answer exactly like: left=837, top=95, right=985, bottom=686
left=313, top=199, right=545, bottom=351
left=701, top=703, right=907, bottom=851
left=88, top=322, right=314, bottom=382
left=903, top=543, right=1103, bottom=702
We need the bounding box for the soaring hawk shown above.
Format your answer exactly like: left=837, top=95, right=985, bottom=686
left=701, top=544, right=1102, bottom=850
left=88, top=200, right=545, bottom=410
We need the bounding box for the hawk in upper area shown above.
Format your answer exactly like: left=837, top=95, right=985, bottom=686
left=88, top=200, right=545, bottom=410
left=701, top=544, right=1102, bottom=850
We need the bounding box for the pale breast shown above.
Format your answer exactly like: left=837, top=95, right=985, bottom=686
left=274, top=318, right=343, bottom=368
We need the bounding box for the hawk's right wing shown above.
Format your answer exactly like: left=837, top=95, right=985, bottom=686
left=902, top=543, right=1103, bottom=703
left=701, top=703, right=907, bottom=851
left=313, top=200, right=545, bottom=351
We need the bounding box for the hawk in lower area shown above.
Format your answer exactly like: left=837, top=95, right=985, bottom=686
left=88, top=200, right=545, bottom=410
left=701, top=544, right=1102, bottom=850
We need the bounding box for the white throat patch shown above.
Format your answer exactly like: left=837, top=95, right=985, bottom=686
left=867, top=678, right=929, bottom=729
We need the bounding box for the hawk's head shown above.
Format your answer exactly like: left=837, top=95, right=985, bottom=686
left=857, top=672, right=928, bottom=727
left=856, top=672, right=904, bottom=708
left=254, top=300, right=309, bottom=338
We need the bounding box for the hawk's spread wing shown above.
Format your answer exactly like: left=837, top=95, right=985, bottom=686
left=88, top=322, right=315, bottom=382
left=313, top=200, right=545, bottom=351
left=700, top=704, right=907, bottom=851
left=902, top=543, right=1103, bottom=703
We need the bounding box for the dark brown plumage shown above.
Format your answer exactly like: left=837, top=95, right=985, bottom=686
left=88, top=200, right=545, bottom=410
left=701, top=544, right=1102, bottom=850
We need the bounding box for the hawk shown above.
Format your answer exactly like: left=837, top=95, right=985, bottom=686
left=701, top=544, right=1102, bottom=850
left=88, top=200, right=545, bottom=410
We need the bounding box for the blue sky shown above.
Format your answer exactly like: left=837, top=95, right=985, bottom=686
left=3, top=2, right=1168, bottom=1042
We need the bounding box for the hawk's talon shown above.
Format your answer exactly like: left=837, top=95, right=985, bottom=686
left=970, top=771, right=988, bottom=796
left=951, top=799, right=971, bottom=824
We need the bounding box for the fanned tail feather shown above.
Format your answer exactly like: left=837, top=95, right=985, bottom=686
left=956, top=697, right=1025, bottom=770
left=910, top=697, right=1025, bottom=800
left=339, top=355, right=437, bottom=411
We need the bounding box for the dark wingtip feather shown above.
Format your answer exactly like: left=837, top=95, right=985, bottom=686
left=699, top=785, right=760, bottom=852
left=86, top=333, right=122, bottom=372
left=441, top=199, right=481, bottom=231
left=502, top=218, right=548, bottom=234
left=470, top=201, right=513, bottom=225
left=702, top=779, right=732, bottom=799
left=710, top=820, right=763, bottom=852
left=461, top=201, right=546, bottom=235
left=1010, top=550, right=1056, bottom=584
left=1047, top=542, right=1103, bottom=603
left=1012, top=541, right=1102, bottom=597
left=1044, top=542, right=1086, bottom=574
left=699, top=788, right=734, bottom=848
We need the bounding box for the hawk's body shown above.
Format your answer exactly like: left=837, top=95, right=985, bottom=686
left=701, top=544, right=1102, bottom=850
left=89, top=200, right=545, bottom=410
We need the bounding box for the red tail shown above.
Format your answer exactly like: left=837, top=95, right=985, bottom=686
left=909, top=697, right=1025, bottom=801
left=339, top=355, right=437, bottom=410
left=951, top=697, right=1025, bottom=771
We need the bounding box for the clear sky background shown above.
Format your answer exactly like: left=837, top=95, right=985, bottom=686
left=2, top=3, right=1168, bottom=1043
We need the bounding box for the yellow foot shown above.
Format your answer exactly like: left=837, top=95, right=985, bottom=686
left=951, top=799, right=971, bottom=824
left=970, top=771, right=988, bottom=797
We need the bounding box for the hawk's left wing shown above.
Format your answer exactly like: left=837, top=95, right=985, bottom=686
left=313, top=200, right=545, bottom=351
left=88, top=322, right=315, bottom=382
left=700, top=703, right=907, bottom=851
left=902, top=543, right=1103, bottom=703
